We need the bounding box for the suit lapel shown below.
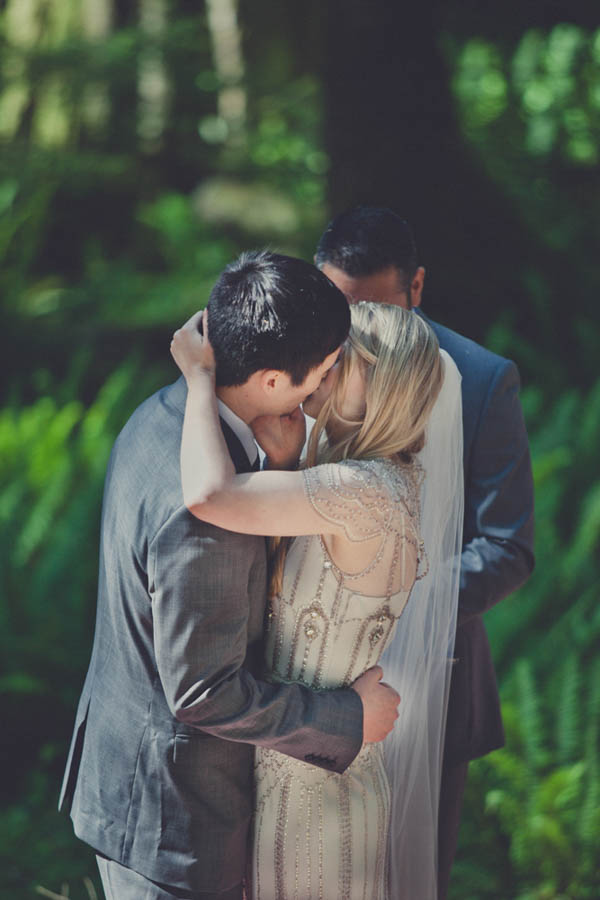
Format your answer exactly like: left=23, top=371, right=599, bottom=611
left=219, top=416, right=256, bottom=474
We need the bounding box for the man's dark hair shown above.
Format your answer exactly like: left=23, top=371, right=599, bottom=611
left=207, top=250, right=350, bottom=387
left=315, top=206, right=418, bottom=290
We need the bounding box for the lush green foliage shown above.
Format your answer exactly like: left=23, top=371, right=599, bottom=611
left=0, top=362, right=164, bottom=708
left=454, top=25, right=600, bottom=165
left=449, top=23, right=600, bottom=389
left=449, top=380, right=600, bottom=899
left=452, top=656, right=600, bottom=899
left=0, top=364, right=165, bottom=898
left=484, top=380, right=600, bottom=683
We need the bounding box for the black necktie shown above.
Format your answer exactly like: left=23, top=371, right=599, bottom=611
left=219, top=416, right=259, bottom=474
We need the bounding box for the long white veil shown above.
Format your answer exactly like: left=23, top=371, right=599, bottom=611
left=380, top=349, right=464, bottom=899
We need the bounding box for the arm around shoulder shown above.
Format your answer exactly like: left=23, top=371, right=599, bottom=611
left=148, top=504, right=363, bottom=771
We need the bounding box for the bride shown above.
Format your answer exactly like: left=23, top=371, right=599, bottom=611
left=171, top=301, right=463, bottom=900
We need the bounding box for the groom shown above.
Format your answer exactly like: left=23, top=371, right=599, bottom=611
left=315, top=207, right=535, bottom=899
left=60, top=251, right=400, bottom=900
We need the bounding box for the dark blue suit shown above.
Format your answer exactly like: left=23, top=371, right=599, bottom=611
left=422, top=314, right=535, bottom=895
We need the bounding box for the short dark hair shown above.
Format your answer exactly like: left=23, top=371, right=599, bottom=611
left=315, top=206, right=418, bottom=290
left=207, top=250, right=350, bottom=387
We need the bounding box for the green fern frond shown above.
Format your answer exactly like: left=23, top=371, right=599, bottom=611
left=535, top=762, right=585, bottom=815
left=579, top=658, right=600, bottom=847
left=562, top=481, right=600, bottom=578
left=14, top=459, right=73, bottom=565
left=555, top=653, right=580, bottom=764
left=529, top=389, right=578, bottom=456
left=578, top=379, right=600, bottom=452
left=515, top=660, right=548, bottom=773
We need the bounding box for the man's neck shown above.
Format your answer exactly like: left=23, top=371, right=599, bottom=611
left=216, top=384, right=256, bottom=425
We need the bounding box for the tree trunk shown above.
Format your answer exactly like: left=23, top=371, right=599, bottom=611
left=320, top=0, right=577, bottom=362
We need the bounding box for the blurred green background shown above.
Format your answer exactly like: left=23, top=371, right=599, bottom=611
left=1, top=1, right=599, bottom=898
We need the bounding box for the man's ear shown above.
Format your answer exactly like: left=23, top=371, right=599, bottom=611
left=258, top=369, right=284, bottom=394
left=410, top=267, right=425, bottom=308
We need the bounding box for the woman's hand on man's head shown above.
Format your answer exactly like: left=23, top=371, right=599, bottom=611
left=170, top=309, right=216, bottom=385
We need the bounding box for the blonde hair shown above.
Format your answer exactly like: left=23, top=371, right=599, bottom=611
left=268, top=303, right=443, bottom=596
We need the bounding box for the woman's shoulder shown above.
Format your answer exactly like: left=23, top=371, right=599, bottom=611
left=340, top=454, right=421, bottom=485
left=328, top=456, right=423, bottom=519
left=301, top=456, right=422, bottom=542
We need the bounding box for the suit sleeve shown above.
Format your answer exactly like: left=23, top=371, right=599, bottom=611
left=459, top=360, right=535, bottom=624
left=148, top=505, right=363, bottom=772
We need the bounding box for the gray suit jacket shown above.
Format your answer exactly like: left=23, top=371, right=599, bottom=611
left=59, top=376, right=363, bottom=893
left=423, top=315, right=535, bottom=764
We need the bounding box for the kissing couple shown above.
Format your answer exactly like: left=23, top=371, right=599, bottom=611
left=61, top=210, right=534, bottom=899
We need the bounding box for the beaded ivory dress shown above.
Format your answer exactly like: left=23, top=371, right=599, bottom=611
left=249, top=457, right=425, bottom=900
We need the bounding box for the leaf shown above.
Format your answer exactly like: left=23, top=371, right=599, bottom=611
left=555, top=654, right=580, bottom=765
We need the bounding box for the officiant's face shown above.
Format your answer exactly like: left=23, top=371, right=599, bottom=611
left=321, top=263, right=423, bottom=309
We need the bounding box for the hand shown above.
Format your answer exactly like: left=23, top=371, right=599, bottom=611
left=251, top=406, right=306, bottom=470
left=170, top=309, right=215, bottom=384
left=351, top=666, right=400, bottom=744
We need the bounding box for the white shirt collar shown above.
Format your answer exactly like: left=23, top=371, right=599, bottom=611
left=217, top=398, right=258, bottom=466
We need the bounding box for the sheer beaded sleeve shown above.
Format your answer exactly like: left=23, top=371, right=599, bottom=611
left=302, top=458, right=425, bottom=592
left=302, top=459, right=419, bottom=542
left=302, top=460, right=388, bottom=541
